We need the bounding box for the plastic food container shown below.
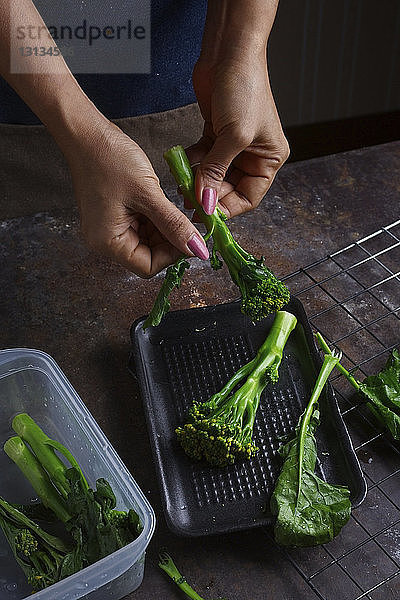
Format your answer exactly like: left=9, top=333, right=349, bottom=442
left=0, top=349, right=155, bottom=600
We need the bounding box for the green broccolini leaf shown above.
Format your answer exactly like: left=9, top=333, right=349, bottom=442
left=359, top=350, right=400, bottom=438
left=316, top=335, right=400, bottom=440
left=270, top=410, right=351, bottom=547
left=271, top=350, right=351, bottom=547
left=143, top=256, right=190, bottom=330
left=64, top=469, right=143, bottom=566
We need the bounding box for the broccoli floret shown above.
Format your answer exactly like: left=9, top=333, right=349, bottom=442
left=0, top=497, right=74, bottom=592
left=163, top=145, right=290, bottom=322
left=176, top=311, right=297, bottom=467
left=15, top=529, right=39, bottom=557
left=211, top=234, right=291, bottom=321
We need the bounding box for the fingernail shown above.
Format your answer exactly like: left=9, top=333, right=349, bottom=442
left=187, top=233, right=209, bottom=260
left=202, top=187, right=217, bottom=215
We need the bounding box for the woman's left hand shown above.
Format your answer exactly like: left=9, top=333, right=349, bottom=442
left=187, top=52, right=289, bottom=218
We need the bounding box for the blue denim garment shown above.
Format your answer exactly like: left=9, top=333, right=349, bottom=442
left=0, top=0, right=206, bottom=124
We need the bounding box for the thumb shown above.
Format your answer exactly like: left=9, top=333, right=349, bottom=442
left=195, top=131, right=247, bottom=215
left=146, top=195, right=209, bottom=261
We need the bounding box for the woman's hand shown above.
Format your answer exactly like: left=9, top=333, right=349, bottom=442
left=188, top=54, right=289, bottom=219
left=61, top=118, right=209, bottom=278
left=0, top=0, right=209, bottom=278
left=186, top=0, right=287, bottom=218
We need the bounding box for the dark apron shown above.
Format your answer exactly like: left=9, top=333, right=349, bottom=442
left=0, top=103, right=203, bottom=220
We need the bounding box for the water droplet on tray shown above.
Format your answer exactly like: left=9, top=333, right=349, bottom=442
left=5, top=583, right=17, bottom=592
left=357, top=449, right=373, bottom=464
left=76, top=582, right=88, bottom=590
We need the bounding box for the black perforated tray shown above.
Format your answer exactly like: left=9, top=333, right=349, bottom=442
left=130, top=298, right=367, bottom=537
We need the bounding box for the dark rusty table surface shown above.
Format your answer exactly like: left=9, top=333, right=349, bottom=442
left=0, top=141, right=399, bottom=599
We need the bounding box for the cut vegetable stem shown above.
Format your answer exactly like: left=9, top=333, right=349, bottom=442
left=3, top=436, right=71, bottom=523
left=159, top=551, right=218, bottom=600
left=12, top=413, right=71, bottom=498
left=296, top=351, right=341, bottom=507
left=315, top=333, right=360, bottom=390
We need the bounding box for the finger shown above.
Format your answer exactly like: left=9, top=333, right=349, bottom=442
left=232, top=147, right=288, bottom=178
left=195, top=131, right=250, bottom=215
left=141, top=190, right=209, bottom=261
left=216, top=144, right=289, bottom=218
left=185, top=139, right=211, bottom=211
left=102, top=228, right=183, bottom=278
left=218, top=174, right=271, bottom=219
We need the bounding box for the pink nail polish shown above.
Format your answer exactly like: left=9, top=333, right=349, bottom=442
left=187, top=233, right=209, bottom=260
left=202, top=187, right=217, bottom=215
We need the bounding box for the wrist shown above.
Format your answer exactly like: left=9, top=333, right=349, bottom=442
left=199, top=32, right=267, bottom=69
left=200, top=0, right=277, bottom=66
left=44, top=75, right=111, bottom=158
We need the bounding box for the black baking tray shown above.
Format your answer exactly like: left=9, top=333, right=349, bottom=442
left=130, top=298, right=367, bottom=537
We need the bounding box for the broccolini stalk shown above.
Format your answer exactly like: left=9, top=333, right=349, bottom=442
left=12, top=413, right=71, bottom=498
left=271, top=346, right=351, bottom=547
left=143, top=256, right=190, bottom=330
left=4, top=437, right=71, bottom=522
left=159, top=550, right=227, bottom=600
left=176, top=311, right=297, bottom=466
left=163, top=145, right=290, bottom=322
left=296, top=351, right=342, bottom=507
left=3, top=415, right=143, bottom=592
left=316, top=333, right=400, bottom=439
left=12, top=413, right=89, bottom=493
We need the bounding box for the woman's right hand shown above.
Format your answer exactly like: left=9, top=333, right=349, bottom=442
left=60, top=117, right=209, bottom=278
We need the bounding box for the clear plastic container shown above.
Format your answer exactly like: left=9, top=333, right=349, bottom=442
left=0, top=348, right=155, bottom=600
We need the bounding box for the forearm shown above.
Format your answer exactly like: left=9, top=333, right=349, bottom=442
left=200, top=0, right=279, bottom=64
left=0, top=0, right=108, bottom=150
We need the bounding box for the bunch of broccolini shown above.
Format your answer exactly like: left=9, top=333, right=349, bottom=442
left=0, top=414, right=142, bottom=592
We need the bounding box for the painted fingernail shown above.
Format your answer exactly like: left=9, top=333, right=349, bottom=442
left=202, top=187, right=217, bottom=215
left=187, top=233, right=209, bottom=260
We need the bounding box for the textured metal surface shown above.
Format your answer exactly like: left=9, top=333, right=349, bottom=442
left=276, top=221, right=400, bottom=600
left=0, top=142, right=399, bottom=599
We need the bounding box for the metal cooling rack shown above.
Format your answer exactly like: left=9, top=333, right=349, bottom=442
left=270, top=220, right=400, bottom=600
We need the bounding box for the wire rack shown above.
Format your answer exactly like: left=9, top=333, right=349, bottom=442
left=271, top=220, right=400, bottom=600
